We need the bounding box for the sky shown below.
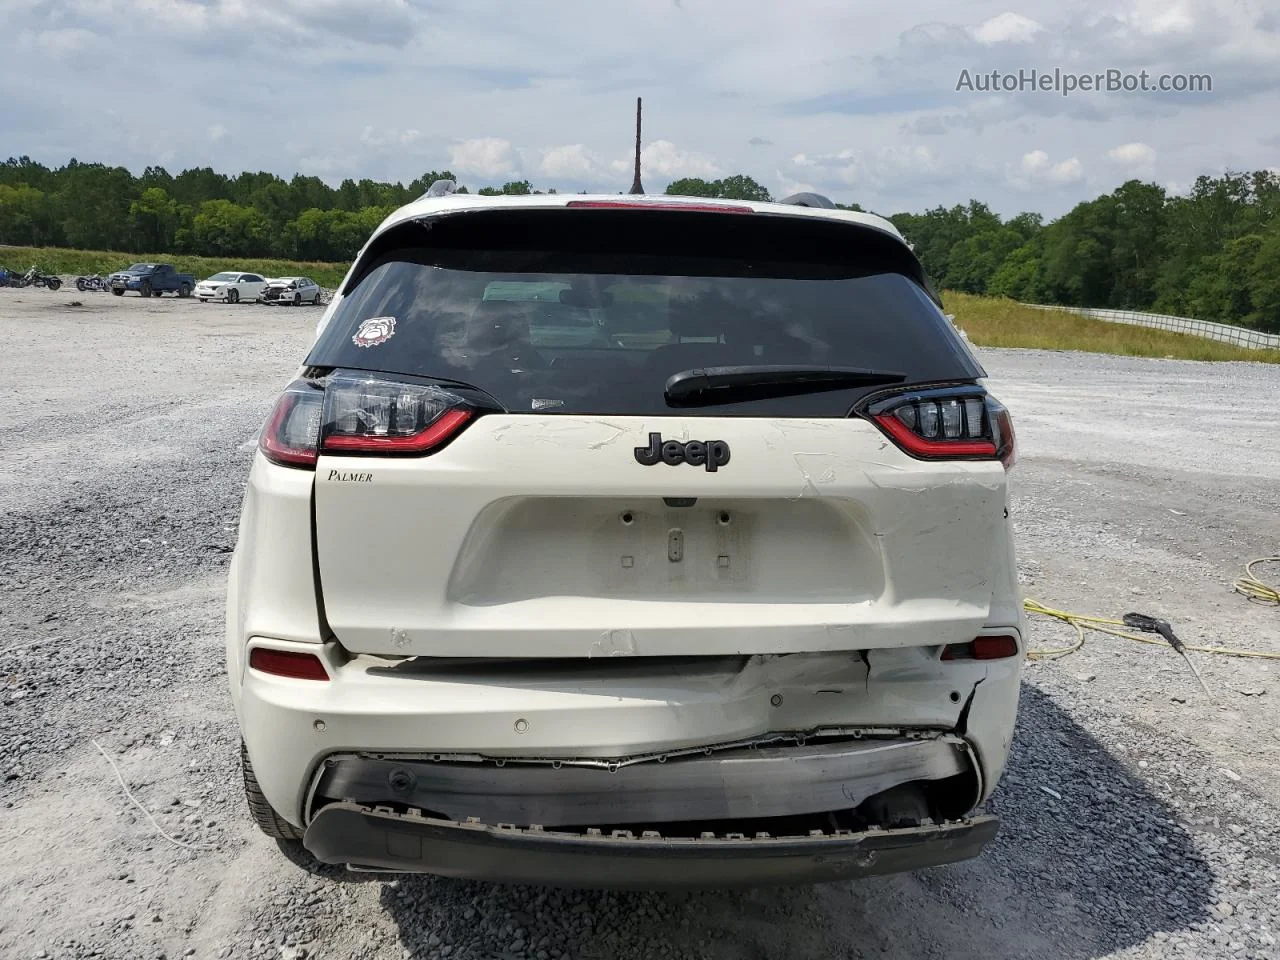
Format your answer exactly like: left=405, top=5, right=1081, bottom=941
left=1, top=0, right=1277, bottom=219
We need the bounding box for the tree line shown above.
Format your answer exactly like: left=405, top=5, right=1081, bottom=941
left=894, top=173, right=1280, bottom=332
left=2, top=157, right=1278, bottom=330
left=0, top=157, right=552, bottom=264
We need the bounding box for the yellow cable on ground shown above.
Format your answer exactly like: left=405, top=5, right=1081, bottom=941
left=1022, top=598, right=1280, bottom=660
left=1234, top=557, right=1280, bottom=605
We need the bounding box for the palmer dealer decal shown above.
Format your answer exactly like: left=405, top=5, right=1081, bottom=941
left=328, top=470, right=373, bottom=482
left=352, top=316, right=396, bottom=348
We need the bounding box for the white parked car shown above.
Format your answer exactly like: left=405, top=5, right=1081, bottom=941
left=228, top=189, right=1023, bottom=888
left=260, top=276, right=322, bottom=306
left=195, top=271, right=267, bottom=304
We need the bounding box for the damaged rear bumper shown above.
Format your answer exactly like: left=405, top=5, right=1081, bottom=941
left=304, top=803, right=999, bottom=888
left=307, top=734, right=976, bottom=826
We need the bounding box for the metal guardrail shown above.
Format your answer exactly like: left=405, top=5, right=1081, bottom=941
left=1021, top=303, right=1280, bottom=351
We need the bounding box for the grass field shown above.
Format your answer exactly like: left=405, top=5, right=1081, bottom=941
left=0, top=245, right=350, bottom=288
left=945, top=291, right=1280, bottom=364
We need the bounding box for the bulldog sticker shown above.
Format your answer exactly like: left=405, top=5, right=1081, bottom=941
left=352, top=316, right=396, bottom=348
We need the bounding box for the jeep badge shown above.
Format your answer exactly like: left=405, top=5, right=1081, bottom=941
left=634, top=433, right=731, bottom=472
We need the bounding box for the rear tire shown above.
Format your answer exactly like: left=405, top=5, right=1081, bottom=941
left=46, top=278, right=61, bottom=291
left=241, top=742, right=303, bottom=840
left=313, top=292, right=322, bottom=305
left=76, top=278, right=87, bottom=292
left=178, top=283, right=191, bottom=298
left=228, top=288, right=240, bottom=304
left=140, top=281, right=152, bottom=298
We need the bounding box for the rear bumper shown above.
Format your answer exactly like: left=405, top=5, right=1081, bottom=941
left=304, top=803, right=999, bottom=888
left=233, top=636, right=1022, bottom=828
left=307, top=736, right=973, bottom=826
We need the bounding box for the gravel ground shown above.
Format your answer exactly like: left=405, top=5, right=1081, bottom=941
left=1, top=287, right=1277, bottom=960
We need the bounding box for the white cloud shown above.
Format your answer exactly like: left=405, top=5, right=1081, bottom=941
left=2, top=0, right=1277, bottom=219
left=448, top=138, right=517, bottom=178
left=610, top=140, right=721, bottom=179
left=538, top=144, right=600, bottom=179
left=1114, top=0, right=1196, bottom=36
left=1016, top=150, right=1084, bottom=185
left=1051, top=159, right=1085, bottom=183
left=775, top=170, right=817, bottom=197
left=25, top=27, right=95, bottom=57
left=1108, top=143, right=1153, bottom=165
left=792, top=146, right=939, bottom=189
left=74, top=0, right=418, bottom=47
left=1111, top=140, right=1162, bottom=175
left=358, top=126, right=424, bottom=148
left=970, top=12, right=1043, bottom=44
left=1021, top=150, right=1050, bottom=173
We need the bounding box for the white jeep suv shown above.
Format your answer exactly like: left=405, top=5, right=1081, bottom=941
left=226, top=190, right=1023, bottom=888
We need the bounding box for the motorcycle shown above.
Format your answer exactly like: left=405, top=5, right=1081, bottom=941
left=22, top=266, right=62, bottom=291
left=75, top=274, right=108, bottom=292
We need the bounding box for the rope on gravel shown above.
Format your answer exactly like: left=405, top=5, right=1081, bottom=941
left=1022, top=599, right=1280, bottom=660
left=91, top=739, right=218, bottom=853
left=1233, top=557, right=1280, bottom=605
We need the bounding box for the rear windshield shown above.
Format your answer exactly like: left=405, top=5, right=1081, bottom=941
left=307, top=210, right=982, bottom=417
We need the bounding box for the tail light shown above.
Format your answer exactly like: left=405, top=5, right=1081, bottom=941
left=258, top=375, right=475, bottom=469
left=259, top=380, right=324, bottom=468
left=864, top=386, right=1016, bottom=469
left=941, top=635, right=1020, bottom=661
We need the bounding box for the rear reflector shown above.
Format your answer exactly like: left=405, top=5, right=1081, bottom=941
left=248, top=647, right=330, bottom=681
left=941, top=635, right=1020, bottom=661
left=565, top=200, right=752, bottom=214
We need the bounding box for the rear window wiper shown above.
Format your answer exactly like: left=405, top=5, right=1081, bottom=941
left=664, top=364, right=907, bottom=407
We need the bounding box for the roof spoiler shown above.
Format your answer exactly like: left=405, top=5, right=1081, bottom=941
left=423, top=179, right=458, bottom=199
left=778, top=192, right=836, bottom=209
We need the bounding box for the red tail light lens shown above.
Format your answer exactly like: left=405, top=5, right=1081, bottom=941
left=248, top=647, right=330, bottom=680
left=987, top=397, right=1017, bottom=469
left=865, top=387, right=1015, bottom=468
left=320, top=376, right=473, bottom=456
left=941, top=635, right=1020, bottom=661
left=257, top=375, right=475, bottom=469
left=259, top=380, right=323, bottom=468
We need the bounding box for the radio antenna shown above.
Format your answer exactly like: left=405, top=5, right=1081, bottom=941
left=629, top=97, right=644, bottom=195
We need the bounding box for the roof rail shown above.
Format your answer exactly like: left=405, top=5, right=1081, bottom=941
left=423, top=179, right=458, bottom=199
left=778, top=192, right=836, bottom=209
